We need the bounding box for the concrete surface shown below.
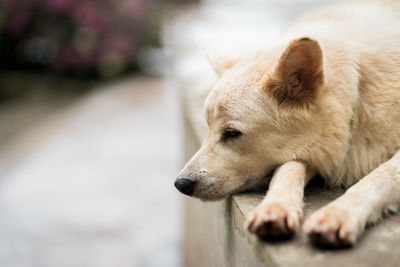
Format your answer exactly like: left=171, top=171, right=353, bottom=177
left=0, top=75, right=181, bottom=267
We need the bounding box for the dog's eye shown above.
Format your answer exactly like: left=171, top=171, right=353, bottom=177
left=222, top=129, right=243, bottom=141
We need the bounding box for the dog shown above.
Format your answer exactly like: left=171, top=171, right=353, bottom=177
left=174, top=0, right=400, bottom=247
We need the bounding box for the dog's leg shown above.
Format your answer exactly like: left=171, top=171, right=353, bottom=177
left=304, top=151, right=400, bottom=247
left=246, top=161, right=314, bottom=239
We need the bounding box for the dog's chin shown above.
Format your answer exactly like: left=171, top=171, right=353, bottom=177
left=194, top=185, right=255, bottom=202
left=192, top=173, right=272, bottom=201
left=194, top=193, right=230, bottom=202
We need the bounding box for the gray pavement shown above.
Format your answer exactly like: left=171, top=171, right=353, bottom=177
left=0, top=75, right=182, bottom=267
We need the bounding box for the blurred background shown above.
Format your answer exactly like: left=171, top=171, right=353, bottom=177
left=0, top=0, right=331, bottom=266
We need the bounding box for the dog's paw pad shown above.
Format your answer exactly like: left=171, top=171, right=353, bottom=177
left=245, top=202, right=301, bottom=240
left=303, top=206, right=359, bottom=248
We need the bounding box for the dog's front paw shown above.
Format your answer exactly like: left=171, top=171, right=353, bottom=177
left=245, top=202, right=302, bottom=240
left=303, top=204, right=363, bottom=248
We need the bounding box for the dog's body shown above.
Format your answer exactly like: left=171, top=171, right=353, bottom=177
left=175, top=0, right=400, bottom=247
left=284, top=1, right=400, bottom=187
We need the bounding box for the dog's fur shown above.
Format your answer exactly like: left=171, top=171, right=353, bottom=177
left=176, top=0, right=400, bottom=247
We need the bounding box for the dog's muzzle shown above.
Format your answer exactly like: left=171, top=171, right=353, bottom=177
left=174, top=177, right=196, bottom=196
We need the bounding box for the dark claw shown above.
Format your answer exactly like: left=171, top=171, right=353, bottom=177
left=308, top=231, right=353, bottom=248
left=256, top=220, right=294, bottom=241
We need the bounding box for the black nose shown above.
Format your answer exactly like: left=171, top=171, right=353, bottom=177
left=174, top=178, right=196, bottom=196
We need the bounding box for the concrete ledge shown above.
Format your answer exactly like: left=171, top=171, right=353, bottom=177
left=234, top=188, right=400, bottom=267
left=181, top=82, right=400, bottom=267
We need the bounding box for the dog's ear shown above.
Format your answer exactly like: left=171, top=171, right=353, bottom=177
left=268, top=37, right=324, bottom=107
left=207, top=52, right=241, bottom=75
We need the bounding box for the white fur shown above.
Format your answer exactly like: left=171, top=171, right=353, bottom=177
left=177, top=0, right=400, bottom=247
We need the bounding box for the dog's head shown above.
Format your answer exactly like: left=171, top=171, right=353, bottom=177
left=175, top=38, right=325, bottom=200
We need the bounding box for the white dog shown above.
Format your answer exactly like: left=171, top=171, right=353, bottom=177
left=175, top=0, right=400, bottom=247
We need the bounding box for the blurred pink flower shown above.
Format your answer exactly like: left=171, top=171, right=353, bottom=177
left=0, top=0, right=160, bottom=78
left=100, top=37, right=133, bottom=55
left=6, top=9, right=32, bottom=36
left=71, top=1, right=109, bottom=32
left=120, top=0, right=152, bottom=20
left=41, top=0, right=75, bottom=11
left=0, top=0, right=17, bottom=12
